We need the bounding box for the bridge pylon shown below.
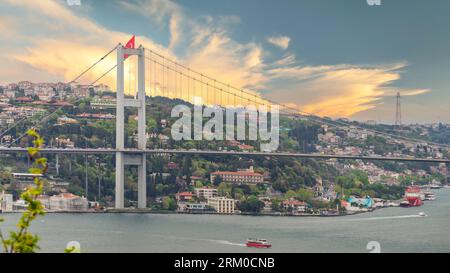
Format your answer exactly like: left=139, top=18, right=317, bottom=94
left=115, top=43, right=147, bottom=209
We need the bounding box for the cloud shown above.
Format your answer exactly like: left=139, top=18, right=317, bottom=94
left=400, top=89, right=431, bottom=96
left=120, top=0, right=182, bottom=49
left=274, top=53, right=296, bottom=66
left=0, top=0, right=430, bottom=119
left=0, top=16, right=17, bottom=36
left=264, top=62, right=430, bottom=117
left=267, top=36, right=291, bottom=50
left=0, top=0, right=176, bottom=91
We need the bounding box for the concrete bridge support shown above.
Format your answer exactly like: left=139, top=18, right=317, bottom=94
left=115, top=44, right=147, bottom=209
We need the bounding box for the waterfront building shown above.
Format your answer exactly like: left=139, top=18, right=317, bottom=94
left=0, top=191, right=13, bottom=212
left=210, top=166, right=264, bottom=185
left=194, top=187, right=217, bottom=200
left=208, top=197, right=235, bottom=214
left=282, top=198, right=308, bottom=214
left=177, top=202, right=209, bottom=212
left=12, top=199, right=28, bottom=211
left=38, top=193, right=88, bottom=211
left=258, top=196, right=273, bottom=213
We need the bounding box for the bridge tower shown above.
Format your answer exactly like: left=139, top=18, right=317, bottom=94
left=115, top=44, right=147, bottom=209
left=395, top=92, right=402, bottom=128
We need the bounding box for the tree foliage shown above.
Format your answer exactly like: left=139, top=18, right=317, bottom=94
left=0, top=129, right=46, bottom=253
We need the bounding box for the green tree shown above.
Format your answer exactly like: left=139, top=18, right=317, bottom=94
left=0, top=129, right=46, bottom=253
left=297, top=188, right=314, bottom=202
left=162, top=196, right=177, bottom=211
left=239, top=196, right=265, bottom=214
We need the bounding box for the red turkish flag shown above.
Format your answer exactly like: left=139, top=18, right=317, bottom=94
left=124, top=35, right=135, bottom=59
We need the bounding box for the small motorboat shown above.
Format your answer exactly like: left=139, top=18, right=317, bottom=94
left=399, top=200, right=410, bottom=207
left=246, top=238, right=272, bottom=248
left=419, top=212, right=427, bottom=217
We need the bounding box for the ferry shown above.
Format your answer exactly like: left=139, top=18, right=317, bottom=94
left=246, top=238, right=272, bottom=248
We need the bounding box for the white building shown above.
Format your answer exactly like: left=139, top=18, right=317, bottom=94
left=177, top=202, right=208, bottom=212
left=208, top=197, right=235, bottom=214
left=0, top=191, right=13, bottom=212
left=194, top=187, right=218, bottom=200
left=39, top=193, right=88, bottom=211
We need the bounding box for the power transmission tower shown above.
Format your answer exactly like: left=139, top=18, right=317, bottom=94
left=395, top=92, right=402, bottom=128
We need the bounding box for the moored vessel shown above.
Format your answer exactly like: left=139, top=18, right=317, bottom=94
left=423, top=191, right=436, bottom=201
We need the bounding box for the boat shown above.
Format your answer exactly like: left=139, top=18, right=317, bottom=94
left=419, top=212, right=427, bottom=217
left=399, top=200, right=410, bottom=207
left=386, top=201, right=399, bottom=207
left=404, top=186, right=423, bottom=207
left=246, top=238, right=272, bottom=248
left=423, top=191, right=436, bottom=201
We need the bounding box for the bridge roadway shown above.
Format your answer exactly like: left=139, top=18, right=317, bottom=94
left=0, top=147, right=449, bottom=163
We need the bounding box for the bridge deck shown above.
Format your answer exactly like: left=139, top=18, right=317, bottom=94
left=0, top=147, right=448, bottom=163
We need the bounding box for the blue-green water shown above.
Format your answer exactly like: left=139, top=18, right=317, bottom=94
left=2, top=189, right=450, bottom=253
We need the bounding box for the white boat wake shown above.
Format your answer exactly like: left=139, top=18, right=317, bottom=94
left=153, top=234, right=246, bottom=247
left=211, top=240, right=246, bottom=247
left=346, top=214, right=424, bottom=221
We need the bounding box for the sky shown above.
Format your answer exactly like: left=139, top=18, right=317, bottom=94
left=0, top=0, right=449, bottom=124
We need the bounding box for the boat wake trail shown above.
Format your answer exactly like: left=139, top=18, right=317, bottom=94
left=210, top=240, right=246, bottom=247
left=153, top=235, right=246, bottom=247
left=346, top=214, right=423, bottom=222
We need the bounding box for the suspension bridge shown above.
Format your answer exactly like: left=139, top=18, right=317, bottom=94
left=1, top=41, right=449, bottom=209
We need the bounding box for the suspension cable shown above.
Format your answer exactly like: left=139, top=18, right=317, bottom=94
left=144, top=49, right=450, bottom=149
left=1, top=46, right=118, bottom=142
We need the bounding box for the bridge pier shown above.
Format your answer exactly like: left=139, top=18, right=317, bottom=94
left=115, top=44, right=147, bottom=209
left=115, top=152, right=125, bottom=208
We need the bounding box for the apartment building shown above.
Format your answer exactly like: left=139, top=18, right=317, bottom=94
left=208, top=197, right=235, bottom=214
left=194, top=187, right=218, bottom=200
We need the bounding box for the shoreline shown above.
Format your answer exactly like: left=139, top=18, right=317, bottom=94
left=4, top=191, right=441, bottom=217
left=0, top=205, right=393, bottom=217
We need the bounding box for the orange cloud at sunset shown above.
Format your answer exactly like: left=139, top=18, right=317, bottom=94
left=0, top=0, right=431, bottom=119
left=265, top=63, right=430, bottom=117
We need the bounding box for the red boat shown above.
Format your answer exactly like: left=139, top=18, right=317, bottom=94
left=246, top=238, right=272, bottom=248
left=405, top=186, right=424, bottom=207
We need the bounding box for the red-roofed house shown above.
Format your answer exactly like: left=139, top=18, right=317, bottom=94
left=15, top=97, right=33, bottom=103
left=175, top=192, right=194, bottom=202
left=282, top=198, right=308, bottom=213
left=238, top=144, right=254, bottom=151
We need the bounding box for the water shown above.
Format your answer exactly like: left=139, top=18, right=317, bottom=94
left=2, top=189, right=450, bottom=253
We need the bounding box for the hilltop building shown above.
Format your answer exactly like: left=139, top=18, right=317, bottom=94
left=210, top=166, right=264, bottom=185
